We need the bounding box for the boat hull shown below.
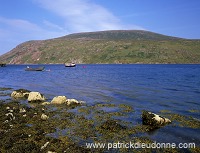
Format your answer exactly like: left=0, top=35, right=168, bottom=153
left=0, top=63, right=6, bottom=67
left=65, top=63, right=76, bottom=67
left=25, top=66, right=45, bottom=71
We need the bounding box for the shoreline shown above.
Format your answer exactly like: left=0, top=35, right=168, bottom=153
left=2, top=63, right=200, bottom=65
left=0, top=87, right=199, bottom=152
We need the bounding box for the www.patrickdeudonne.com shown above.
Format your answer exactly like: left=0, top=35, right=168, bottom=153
left=85, top=141, right=196, bottom=150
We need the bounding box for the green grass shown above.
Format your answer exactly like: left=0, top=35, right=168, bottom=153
left=0, top=30, right=200, bottom=64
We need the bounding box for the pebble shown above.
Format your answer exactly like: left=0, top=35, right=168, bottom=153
left=41, top=114, right=49, bottom=120
left=19, top=108, right=26, bottom=113
left=41, top=141, right=49, bottom=150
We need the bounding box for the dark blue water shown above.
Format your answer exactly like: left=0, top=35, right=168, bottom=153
left=1, top=64, right=199, bottom=114
left=0, top=64, right=200, bottom=144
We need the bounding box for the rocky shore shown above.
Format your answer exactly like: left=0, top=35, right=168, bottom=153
left=0, top=87, right=200, bottom=152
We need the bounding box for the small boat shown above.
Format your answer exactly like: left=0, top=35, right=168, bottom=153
left=25, top=66, right=45, bottom=71
left=65, top=63, right=76, bottom=67
left=0, top=63, right=6, bottom=67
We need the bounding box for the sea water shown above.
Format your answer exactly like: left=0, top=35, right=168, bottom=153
left=0, top=64, right=200, bottom=144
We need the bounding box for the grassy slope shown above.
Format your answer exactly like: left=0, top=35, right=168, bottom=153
left=0, top=30, right=200, bottom=64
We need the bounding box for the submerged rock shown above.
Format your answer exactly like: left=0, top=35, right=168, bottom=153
left=41, top=102, right=50, bottom=105
left=11, top=89, right=31, bottom=99
left=51, top=96, right=67, bottom=104
left=99, top=120, right=126, bottom=132
left=142, top=110, right=171, bottom=128
left=66, top=99, right=82, bottom=105
left=50, top=96, right=84, bottom=107
left=28, top=92, right=46, bottom=102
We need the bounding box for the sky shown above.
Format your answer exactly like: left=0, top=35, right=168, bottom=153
left=0, top=0, right=200, bottom=55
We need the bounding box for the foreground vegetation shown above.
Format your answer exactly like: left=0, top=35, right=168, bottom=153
left=0, top=87, right=200, bottom=152
left=0, top=30, right=200, bottom=64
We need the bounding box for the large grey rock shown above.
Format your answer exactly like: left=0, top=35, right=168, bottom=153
left=11, top=89, right=30, bottom=99
left=28, top=92, right=46, bottom=102
left=142, top=110, right=171, bottom=128
left=51, top=96, right=67, bottom=104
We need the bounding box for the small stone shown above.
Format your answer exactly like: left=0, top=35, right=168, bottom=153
left=41, top=142, right=49, bottom=150
left=23, top=114, right=27, bottom=117
left=19, top=108, right=26, bottom=113
left=41, top=114, right=49, bottom=120
left=4, top=120, right=9, bottom=123
left=5, top=112, right=15, bottom=120
left=47, top=151, right=57, bottom=153
left=8, top=109, right=13, bottom=113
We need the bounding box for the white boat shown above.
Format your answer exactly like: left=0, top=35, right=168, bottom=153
left=65, top=63, right=76, bottom=67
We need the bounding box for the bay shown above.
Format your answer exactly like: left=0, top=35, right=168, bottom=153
left=0, top=64, right=200, bottom=145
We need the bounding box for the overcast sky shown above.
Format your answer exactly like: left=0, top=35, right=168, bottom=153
left=0, top=0, right=200, bottom=55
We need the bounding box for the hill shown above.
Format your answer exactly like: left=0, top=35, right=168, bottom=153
left=0, top=30, right=200, bottom=64
left=60, top=30, right=181, bottom=40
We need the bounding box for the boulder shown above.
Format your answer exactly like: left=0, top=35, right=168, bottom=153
left=51, top=96, right=67, bottom=104
left=142, top=110, right=171, bottom=128
left=66, top=99, right=80, bottom=105
left=28, top=92, right=46, bottom=102
left=11, top=89, right=30, bottom=99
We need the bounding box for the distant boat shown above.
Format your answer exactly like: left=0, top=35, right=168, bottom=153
left=25, top=66, right=45, bottom=71
left=0, top=63, right=6, bottom=67
left=65, top=63, right=76, bottom=67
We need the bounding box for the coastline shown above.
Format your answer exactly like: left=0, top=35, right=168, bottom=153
left=2, top=62, right=200, bottom=65
left=0, top=87, right=199, bottom=152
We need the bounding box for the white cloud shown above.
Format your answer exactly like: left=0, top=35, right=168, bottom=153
left=0, top=17, right=40, bottom=31
left=0, top=16, right=65, bottom=55
left=34, top=0, right=144, bottom=33
left=0, top=0, right=144, bottom=55
left=0, top=16, right=65, bottom=38
left=43, top=20, right=65, bottom=31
